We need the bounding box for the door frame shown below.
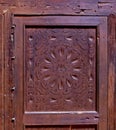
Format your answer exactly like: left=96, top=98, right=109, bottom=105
left=1, top=10, right=116, bottom=130
left=14, top=15, right=107, bottom=130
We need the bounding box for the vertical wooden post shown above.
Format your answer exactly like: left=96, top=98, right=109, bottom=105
left=108, top=14, right=116, bottom=130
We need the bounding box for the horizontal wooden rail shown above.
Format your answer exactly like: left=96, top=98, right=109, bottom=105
left=23, top=111, right=99, bottom=126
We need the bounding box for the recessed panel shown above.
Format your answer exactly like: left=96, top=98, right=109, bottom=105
left=24, top=27, right=96, bottom=111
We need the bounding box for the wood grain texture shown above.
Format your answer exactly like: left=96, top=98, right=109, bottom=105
left=26, top=126, right=69, bottom=130
left=0, top=0, right=116, bottom=15
left=71, top=125, right=96, bottom=130
left=25, top=27, right=96, bottom=112
left=0, top=0, right=116, bottom=130
left=4, top=11, right=15, bottom=130
left=108, top=14, right=116, bottom=130
left=25, top=125, right=96, bottom=130
left=0, top=14, right=4, bottom=130
left=13, top=16, right=108, bottom=130
left=24, top=112, right=99, bottom=125
left=25, top=126, right=96, bottom=130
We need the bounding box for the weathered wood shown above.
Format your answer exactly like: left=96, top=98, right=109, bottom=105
left=0, top=0, right=116, bottom=15
left=12, top=15, right=108, bottom=130
left=3, top=11, right=14, bottom=130
left=0, top=13, right=4, bottom=130
left=24, top=112, right=99, bottom=125
left=108, top=14, right=116, bottom=130
left=0, top=0, right=116, bottom=130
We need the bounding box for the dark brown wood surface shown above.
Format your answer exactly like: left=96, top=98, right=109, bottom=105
left=108, top=14, right=116, bottom=130
left=0, top=14, right=4, bottom=130
left=0, top=0, right=116, bottom=130
left=0, top=0, right=116, bottom=15
left=11, top=16, right=107, bottom=130
left=4, top=11, right=14, bottom=130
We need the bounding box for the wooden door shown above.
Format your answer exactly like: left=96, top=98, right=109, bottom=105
left=12, top=16, right=108, bottom=130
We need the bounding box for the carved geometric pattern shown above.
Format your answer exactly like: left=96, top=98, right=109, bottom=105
left=25, top=28, right=96, bottom=111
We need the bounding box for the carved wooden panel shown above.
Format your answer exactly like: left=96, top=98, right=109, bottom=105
left=13, top=16, right=108, bottom=130
left=25, top=27, right=96, bottom=112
